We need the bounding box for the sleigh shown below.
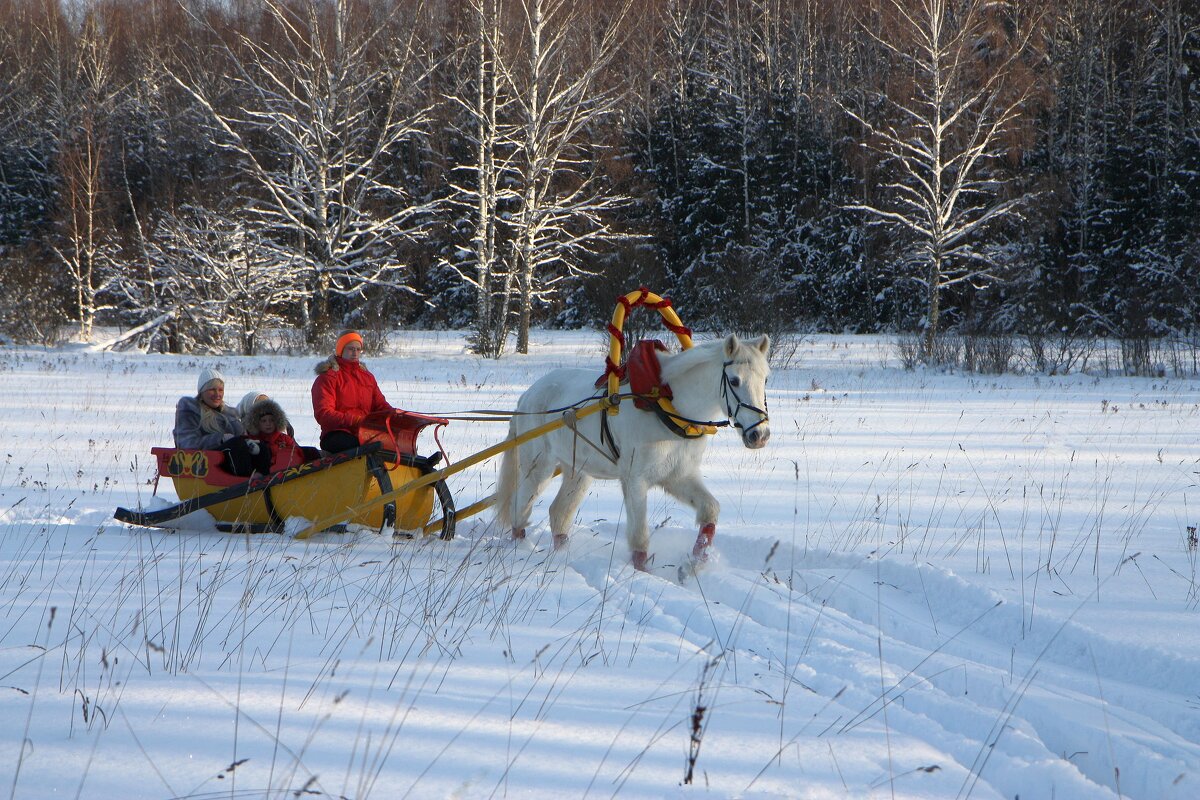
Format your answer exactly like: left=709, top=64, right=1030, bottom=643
left=114, top=411, right=456, bottom=537
left=115, top=287, right=766, bottom=576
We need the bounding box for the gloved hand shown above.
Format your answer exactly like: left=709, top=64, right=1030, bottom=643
left=246, top=440, right=261, bottom=455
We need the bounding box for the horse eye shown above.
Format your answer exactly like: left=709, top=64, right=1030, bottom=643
left=729, top=375, right=741, bottom=388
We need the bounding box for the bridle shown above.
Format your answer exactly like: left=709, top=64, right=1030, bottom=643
left=720, top=360, right=769, bottom=435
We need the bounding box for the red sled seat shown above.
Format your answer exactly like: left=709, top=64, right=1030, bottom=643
left=357, top=410, right=449, bottom=456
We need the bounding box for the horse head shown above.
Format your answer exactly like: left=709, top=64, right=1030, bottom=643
left=721, top=334, right=771, bottom=449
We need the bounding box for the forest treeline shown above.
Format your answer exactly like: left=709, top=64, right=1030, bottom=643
left=0, top=0, right=1196, bottom=370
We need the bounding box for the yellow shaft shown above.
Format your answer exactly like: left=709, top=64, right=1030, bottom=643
left=295, top=399, right=608, bottom=540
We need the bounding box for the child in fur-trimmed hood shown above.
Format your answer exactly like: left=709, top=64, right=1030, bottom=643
left=238, top=391, right=297, bottom=437
left=240, top=393, right=318, bottom=472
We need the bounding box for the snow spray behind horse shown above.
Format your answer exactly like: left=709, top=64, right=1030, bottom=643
left=496, top=292, right=771, bottom=571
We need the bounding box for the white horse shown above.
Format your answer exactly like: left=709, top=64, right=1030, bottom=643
left=495, top=334, right=771, bottom=571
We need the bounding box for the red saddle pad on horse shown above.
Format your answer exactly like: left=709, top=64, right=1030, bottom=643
left=596, top=339, right=673, bottom=410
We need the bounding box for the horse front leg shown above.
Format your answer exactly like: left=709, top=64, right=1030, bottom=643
left=663, top=473, right=720, bottom=563
left=621, top=478, right=651, bottom=571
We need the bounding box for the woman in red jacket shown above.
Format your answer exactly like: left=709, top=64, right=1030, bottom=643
left=311, top=331, right=395, bottom=453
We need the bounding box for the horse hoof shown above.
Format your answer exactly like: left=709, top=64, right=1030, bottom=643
left=631, top=550, right=650, bottom=572
left=691, top=523, right=716, bottom=560
left=553, top=533, right=569, bottom=550
left=512, top=528, right=526, bottom=541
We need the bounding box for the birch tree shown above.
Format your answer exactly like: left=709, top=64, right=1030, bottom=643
left=842, top=0, right=1043, bottom=360
left=40, top=8, right=125, bottom=341
left=502, top=0, right=634, bottom=353
left=147, top=204, right=307, bottom=354
left=445, top=0, right=518, bottom=358
left=175, top=0, right=434, bottom=341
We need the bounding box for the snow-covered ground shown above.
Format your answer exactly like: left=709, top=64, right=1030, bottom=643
left=2, top=330, right=1198, bottom=799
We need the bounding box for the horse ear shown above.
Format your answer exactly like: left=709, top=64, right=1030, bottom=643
left=755, top=334, right=771, bottom=355
left=724, top=334, right=740, bottom=358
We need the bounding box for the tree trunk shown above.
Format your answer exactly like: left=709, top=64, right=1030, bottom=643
left=922, top=255, right=942, bottom=362
left=516, top=237, right=533, bottom=354
left=471, top=0, right=506, bottom=358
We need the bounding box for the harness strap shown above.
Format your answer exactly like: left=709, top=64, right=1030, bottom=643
left=599, top=409, right=622, bottom=460
left=563, top=407, right=619, bottom=465
left=653, top=405, right=716, bottom=439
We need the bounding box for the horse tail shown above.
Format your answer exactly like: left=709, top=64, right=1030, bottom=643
left=494, top=417, right=520, bottom=531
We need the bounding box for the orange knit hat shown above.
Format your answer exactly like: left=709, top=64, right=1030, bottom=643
left=336, top=331, right=363, bottom=357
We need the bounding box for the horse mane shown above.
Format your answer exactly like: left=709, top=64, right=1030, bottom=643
left=659, top=336, right=765, bottom=383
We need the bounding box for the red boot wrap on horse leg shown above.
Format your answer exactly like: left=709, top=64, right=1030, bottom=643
left=631, top=550, right=650, bottom=572
left=692, top=523, right=716, bottom=560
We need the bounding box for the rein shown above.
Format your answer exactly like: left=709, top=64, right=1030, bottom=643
left=419, top=393, right=641, bottom=423
left=417, top=381, right=744, bottom=438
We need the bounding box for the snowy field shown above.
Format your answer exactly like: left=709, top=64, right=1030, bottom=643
left=2, top=330, right=1199, bottom=799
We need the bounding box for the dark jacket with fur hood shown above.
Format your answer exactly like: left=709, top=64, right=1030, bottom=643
left=242, top=398, right=290, bottom=436
left=242, top=398, right=304, bottom=471
left=311, top=355, right=393, bottom=438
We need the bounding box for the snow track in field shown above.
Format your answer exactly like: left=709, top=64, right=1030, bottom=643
left=556, top=526, right=1200, bottom=800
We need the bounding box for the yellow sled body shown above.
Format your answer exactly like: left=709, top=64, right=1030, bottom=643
left=152, top=447, right=436, bottom=532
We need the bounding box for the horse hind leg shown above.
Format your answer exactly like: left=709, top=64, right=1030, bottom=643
left=548, top=471, right=592, bottom=549
left=621, top=478, right=652, bottom=570
left=510, top=447, right=556, bottom=541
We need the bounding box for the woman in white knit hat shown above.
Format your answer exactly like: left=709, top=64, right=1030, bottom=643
left=173, top=368, right=271, bottom=476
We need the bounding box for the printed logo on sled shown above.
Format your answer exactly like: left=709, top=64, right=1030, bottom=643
left=168, top=450, right=209, bottom=478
